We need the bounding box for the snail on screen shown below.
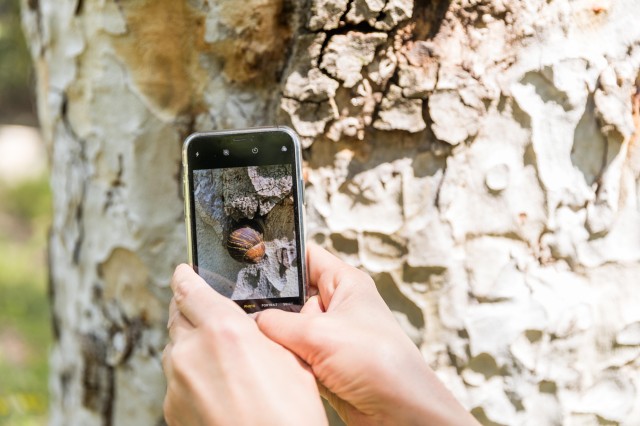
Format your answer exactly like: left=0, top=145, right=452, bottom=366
left=226, top=220, right=266, bottom=264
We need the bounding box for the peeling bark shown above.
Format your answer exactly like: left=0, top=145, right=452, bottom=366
left=22, top=0, right=640, bottom=424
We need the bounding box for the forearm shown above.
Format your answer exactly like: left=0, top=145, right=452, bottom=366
left=366, top=339, right=478, bottom=426
left=380, top=363, right=479, bottom=426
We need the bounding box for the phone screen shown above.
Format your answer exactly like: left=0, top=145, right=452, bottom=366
left=183, top=128, right=306, bottom=313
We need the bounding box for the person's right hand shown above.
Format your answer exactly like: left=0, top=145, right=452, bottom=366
left=256, top=244, right=479, bottom=426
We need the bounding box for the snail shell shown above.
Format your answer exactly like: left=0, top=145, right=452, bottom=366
left=226, top=223, right=266, bottom=264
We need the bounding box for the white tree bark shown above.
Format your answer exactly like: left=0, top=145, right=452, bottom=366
left=22, top=0, right=640, bottom=424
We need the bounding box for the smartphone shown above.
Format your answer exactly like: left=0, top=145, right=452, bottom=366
left=182, top=127, right=307, bottom=313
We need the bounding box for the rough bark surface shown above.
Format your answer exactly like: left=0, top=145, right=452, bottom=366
left=22, top=0, right=640, bottom=424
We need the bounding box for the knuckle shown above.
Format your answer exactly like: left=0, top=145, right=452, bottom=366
left=205, top=317, right=248, bottom=343
left=254, top=310, right=271, bottom=329
left=172, top=278, right=191, bottom=306
left=304, top=316, right=328, bottom=346
left=333, top=264, right=373, bottom=288
left=161, top=345, right=171, bottom=369
left=168, top=343, right=191, bottom=380
left=169, top=340, right=187, bottom=363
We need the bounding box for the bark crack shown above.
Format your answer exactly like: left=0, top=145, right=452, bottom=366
left=374, top=0, right=391, bottom=23
left=74, top=0, right=84, bottom=16
left=317, top=21, right=385, bottom=78
left=61, top=94, right=88, bottom=265
left=47, top=227, right=61, bottom=340
left=81, top=333, right=116, bottom=426
left=434, top=155, right=447, bottom=211
left=103, top=154, right=125, bottom=213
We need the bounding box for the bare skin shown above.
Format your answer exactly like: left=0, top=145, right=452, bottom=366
left=162, top=264, right=327, bottom=426
left=163, top=245, right=479, bottom=425
left=256, top=245, right=480, bottom=426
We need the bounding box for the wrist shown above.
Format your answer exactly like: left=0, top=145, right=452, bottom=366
left=374, top=345, right=476, bottom=426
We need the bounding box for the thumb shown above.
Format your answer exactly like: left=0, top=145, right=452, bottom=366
left=255, top=309, right=321, bottom=365
left=171, top=264, right=243, bottom=326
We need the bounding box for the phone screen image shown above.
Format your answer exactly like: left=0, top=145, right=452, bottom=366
left=184, top=128, right=306, bottom=313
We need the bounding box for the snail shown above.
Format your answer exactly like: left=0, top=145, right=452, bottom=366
left=226, top=221, right=266, bottom=264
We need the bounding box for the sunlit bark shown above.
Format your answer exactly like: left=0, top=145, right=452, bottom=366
left=22, top=0, right=640, bottom=424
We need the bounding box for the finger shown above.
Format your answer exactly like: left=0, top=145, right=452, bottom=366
left=307, top=283, right=319, bottom=298
left=167, top=298, right=180, bottom=329
left=306, top=244, right=342, bottom=306
left=162, top=342, right=173, bottom=378
left=301, top=295, right=324, bottom=314
left=168, top=311, right=193, bottom=343
left=307, top=244, right=368, bottom=310
left=305, top=246, right=319, bottom=296
left=171, top=264, right=241, bottom=326
left=255, top=309, right=320, bottom=365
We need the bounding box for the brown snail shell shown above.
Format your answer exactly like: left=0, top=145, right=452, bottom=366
left=226, top=223, right=266, bottom=264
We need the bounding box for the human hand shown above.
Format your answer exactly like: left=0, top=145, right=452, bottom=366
left=162, top=264, right=327, bottom=426
left=256, top=245, right=479, bottom=426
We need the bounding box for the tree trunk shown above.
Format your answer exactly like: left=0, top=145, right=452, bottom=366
left=22, top=0, right=640, bottom=424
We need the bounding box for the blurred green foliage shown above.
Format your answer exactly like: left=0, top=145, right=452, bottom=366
left=0, top=177, right=51, bottom=425
left=0, top=0, right=49, bottom=424
left=0, top=0, right=35, bottom=125
left=2, top=178, right=51, bottom=221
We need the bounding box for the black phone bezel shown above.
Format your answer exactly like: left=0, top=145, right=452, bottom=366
left=184, top=128, right=306, bottom=313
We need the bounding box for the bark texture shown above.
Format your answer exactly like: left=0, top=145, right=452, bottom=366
left=22, top=0, right=640, bottom=424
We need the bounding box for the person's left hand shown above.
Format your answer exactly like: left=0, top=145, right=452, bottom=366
left=162, top=264, right=327, bottom=426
